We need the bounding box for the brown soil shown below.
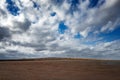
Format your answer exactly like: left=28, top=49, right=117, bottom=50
left=0, top=58, right=120, bottom=80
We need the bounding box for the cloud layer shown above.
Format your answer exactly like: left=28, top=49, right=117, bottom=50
left=0, top=0, right=120, bottom=59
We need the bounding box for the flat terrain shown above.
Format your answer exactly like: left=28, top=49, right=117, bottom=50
left=0, top=58, right=120, bottom=80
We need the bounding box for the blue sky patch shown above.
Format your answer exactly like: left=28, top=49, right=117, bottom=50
left=88, top=0, right=99, bottom=8
left=74, top=32, right=82, bottom=39
left=32, top=1, right=40, bottom=10
left=6, top=0, right=20, bottom=16
left=58, top=21, right=68, bottom=34
left=68, top=0, right=80, bottom=14
left=83, top=41, right=97, bottom=45
left=98, top=26, right=120, bottom=42
left=50, top=12, right=56, bottom=17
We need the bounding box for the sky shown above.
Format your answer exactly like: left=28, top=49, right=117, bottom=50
left=0, top=0, right=120, bottom=59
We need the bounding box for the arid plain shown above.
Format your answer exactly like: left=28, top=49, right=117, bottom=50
left=0, top=58, right=120, bottom=80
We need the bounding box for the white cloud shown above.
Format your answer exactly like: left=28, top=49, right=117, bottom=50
left=63, top=0, right=120, bottom=37
left=0, top=0, right=120, bottom=59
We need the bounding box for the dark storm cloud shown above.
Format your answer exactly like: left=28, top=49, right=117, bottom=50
left=0, top=27, right=11, bottom=41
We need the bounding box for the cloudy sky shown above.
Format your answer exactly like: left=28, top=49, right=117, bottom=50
left=0, top=0, right=120, bottom=59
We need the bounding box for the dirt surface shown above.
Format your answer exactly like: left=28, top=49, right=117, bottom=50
left=0, top=58, right=120, bottom=80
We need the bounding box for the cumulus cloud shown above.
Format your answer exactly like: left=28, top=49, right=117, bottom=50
left=0, top=0, right=120, bottom=59
left=63, top=0, right=120, bottom=37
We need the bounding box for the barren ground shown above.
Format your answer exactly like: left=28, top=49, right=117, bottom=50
left=0, top=58, right=120, bottom=80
